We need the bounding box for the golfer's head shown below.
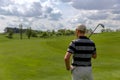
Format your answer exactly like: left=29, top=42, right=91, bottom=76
left=76, top=24, right=86, bottom=34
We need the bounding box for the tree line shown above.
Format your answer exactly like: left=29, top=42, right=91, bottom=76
left=4, top=27, right=75, bottom=39
left=4, top=26, right=120, bottom=39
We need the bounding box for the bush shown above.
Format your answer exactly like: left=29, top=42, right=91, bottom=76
left=6, top=29, right=14, bottom=39
left=40, top=32, right=49, bottom=38
left=31, top=31, right=38, bottom=37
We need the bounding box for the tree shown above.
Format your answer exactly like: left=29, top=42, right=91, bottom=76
left=101, top=29, right=106, bottom=33
left=26, top=27, right=32, bottom=39
left=56, top=32, right=62, bottom=36
left=116, top=29, right=120, bottom=32
left=57, top=29, right=66, bottom=35
left=101, top=28, right=114, bottom=33
left=52, top=30, right=55, bottom=34
left=19, top=24, right=23, bottom=39
left=65, top=30, right=74, bottom=36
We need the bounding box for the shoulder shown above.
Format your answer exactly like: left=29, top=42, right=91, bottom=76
left=89, top=40, right=96, bottom=46
left=69, top=39, right=77, bottom=45
left=89, top=39, right=95, bottom=43
left=71, top=39, right=78, bottom=43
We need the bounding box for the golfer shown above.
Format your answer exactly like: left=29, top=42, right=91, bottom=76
left=64, top=24, right=97, bottom=80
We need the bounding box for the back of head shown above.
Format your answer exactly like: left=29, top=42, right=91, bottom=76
left=76, top=24, right=86, bottom=33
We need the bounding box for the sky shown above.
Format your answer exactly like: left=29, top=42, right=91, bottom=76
left=0, top=0, right=120, bottom=33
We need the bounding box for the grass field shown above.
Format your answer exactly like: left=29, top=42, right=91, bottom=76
left=0, top=32, right=120, bottom=80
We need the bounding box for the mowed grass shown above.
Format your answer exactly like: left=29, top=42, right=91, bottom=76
left=0, top=32, right=120, bottom=80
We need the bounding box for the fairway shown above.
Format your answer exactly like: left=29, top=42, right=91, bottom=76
left=0, top=32, right=120, bottom=80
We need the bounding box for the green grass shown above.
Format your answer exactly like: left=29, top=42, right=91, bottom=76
left=0, top=32, right=120, bottom=80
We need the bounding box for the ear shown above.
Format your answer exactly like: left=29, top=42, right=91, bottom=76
left=77, top=30, right=80, bottom=33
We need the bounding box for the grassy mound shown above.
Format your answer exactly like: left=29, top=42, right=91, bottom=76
left=0, top=32, right=120, bottom=80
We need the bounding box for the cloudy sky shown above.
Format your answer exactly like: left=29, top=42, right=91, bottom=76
left=0, top=0, right=120, bottom=32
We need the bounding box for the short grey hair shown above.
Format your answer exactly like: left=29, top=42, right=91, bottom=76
left=76, top=24, right=86, bottom=32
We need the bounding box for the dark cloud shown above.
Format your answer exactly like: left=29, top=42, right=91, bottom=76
left=39, top=24, right=48, bottom=31
left=29, top=2, right=42, bottom=16
left=7, top=22, right=18, bottom=28
left=111, top=9, right=120, bottom=14
left=87, top=11, right=109, bottom=20
left=59, top=0, right=71, bottom=2
left=0, top=0, right=12, bottom=6
left=0, top=16, right=5, bottom=20
left=49, top=10, right=62, bottom=21
left=44, top=7, right=53, bottom=13
left=57, top=23, right=64, bottom=29
left=71, top=0, right=119, bottom=10
left=42, top=0, right=63, bottom=21
left=112, top=15, right=120, bottom=20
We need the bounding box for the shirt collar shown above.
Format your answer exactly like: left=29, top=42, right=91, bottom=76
left=79, top=36, right=89, bottom=39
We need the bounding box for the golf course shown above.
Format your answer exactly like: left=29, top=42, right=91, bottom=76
left=0, top=32, right=120, bottom=80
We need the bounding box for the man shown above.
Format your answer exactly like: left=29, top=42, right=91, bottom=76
left=64, top=24, right=97, bottom=80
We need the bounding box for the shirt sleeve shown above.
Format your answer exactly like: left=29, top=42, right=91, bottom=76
left=67, top=41, right=76, bottom=54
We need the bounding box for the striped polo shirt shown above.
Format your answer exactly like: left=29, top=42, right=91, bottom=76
left=67, top=36, right=96, bottom=67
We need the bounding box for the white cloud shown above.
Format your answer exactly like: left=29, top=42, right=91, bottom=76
left=0, top=0, right=120, bottom=33
left=0, top=1, right=42, bottom=17
left=49, top=8, right=62, bottom=20
left=41, top=0, right=63, bottom=20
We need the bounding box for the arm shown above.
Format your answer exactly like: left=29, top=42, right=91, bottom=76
left=92, top=43, right=97, bottom=59
left=64, top=52, right=72, bottom=71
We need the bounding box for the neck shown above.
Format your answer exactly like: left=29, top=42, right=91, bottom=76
left=77, top=33, right=85, bottom=38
